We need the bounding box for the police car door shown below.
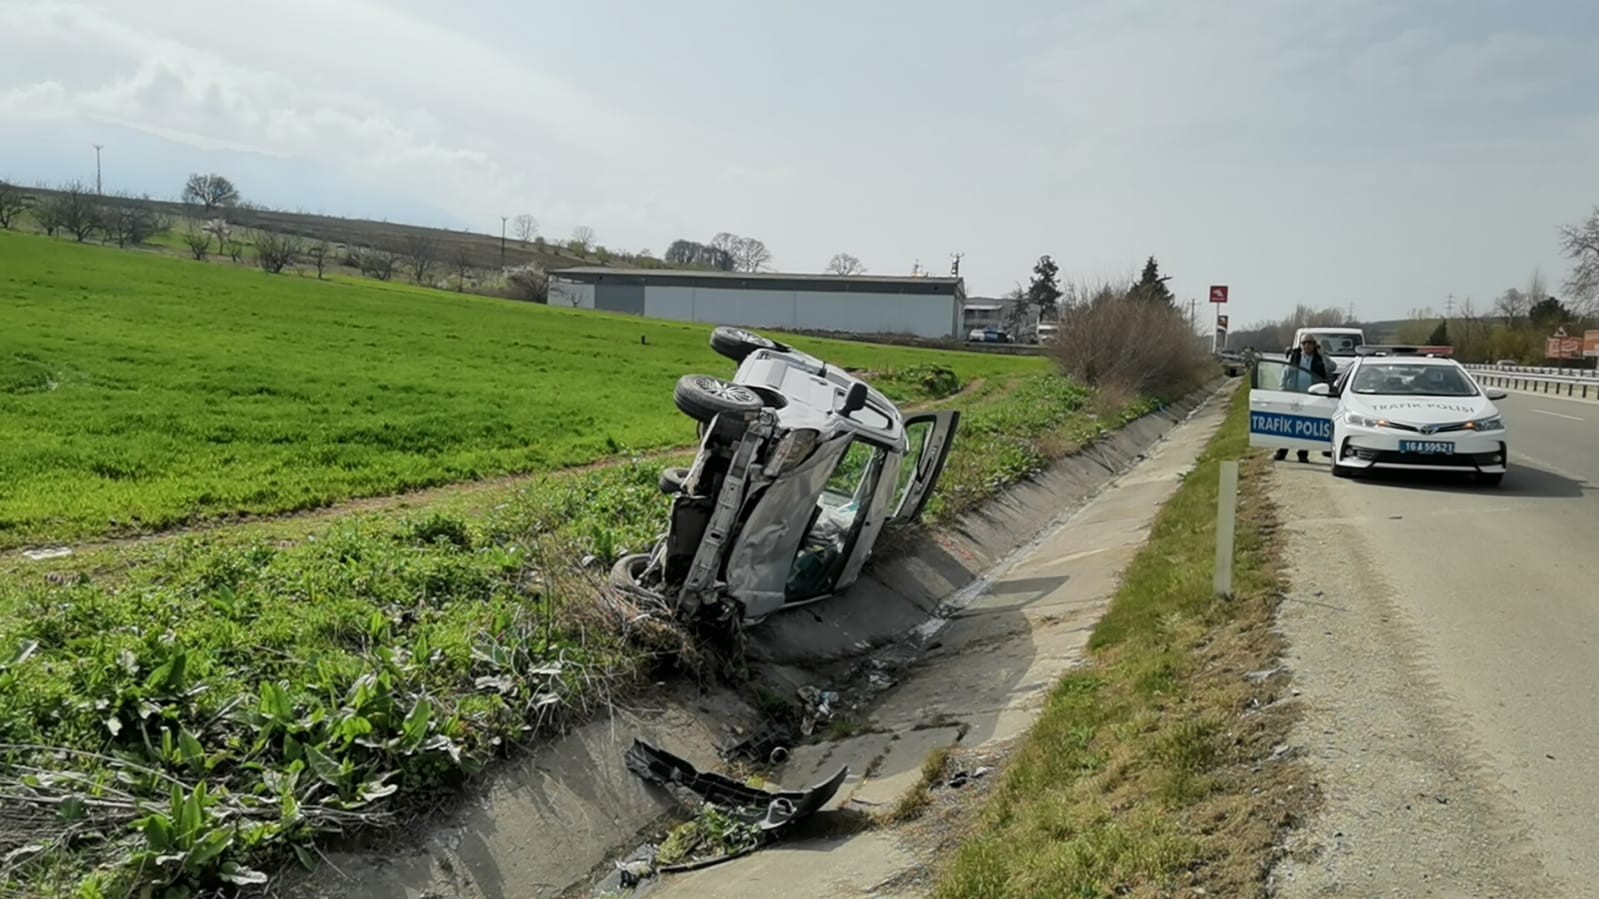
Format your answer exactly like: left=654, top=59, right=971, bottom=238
left=1248, top=358, right=1339, bottom=453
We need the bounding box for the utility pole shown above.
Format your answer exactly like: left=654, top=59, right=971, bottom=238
left=1444, top=293, right=1456, bottom=318
left=949, top=252, right=963, bottom=277
left=92, top=144, right=103, bottom=195
left=499, top=216, right=507, bottom=269
left=1189, top=298, right=1197, bottom=334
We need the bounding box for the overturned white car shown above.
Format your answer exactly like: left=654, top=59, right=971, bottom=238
left=1249, top=347, right=1510, bottom=484
left=612, top=328, right=960, bottom=624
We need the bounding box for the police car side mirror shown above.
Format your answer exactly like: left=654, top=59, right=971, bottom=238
left=1484, top=388, right=1507, bottom=401
left=1306, top=383, right=1333, bottom=397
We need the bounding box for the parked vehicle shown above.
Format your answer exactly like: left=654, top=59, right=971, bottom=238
left=611, top=327, right=961, bottom=624
left=1249, top=346, right=1509, bottom=485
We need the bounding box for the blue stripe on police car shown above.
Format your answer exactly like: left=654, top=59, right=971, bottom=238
left=1249, top=412, right=1332, bottom=442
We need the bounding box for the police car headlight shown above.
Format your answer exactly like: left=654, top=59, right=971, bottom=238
left=1345, top=413, right=1384, bottom=428
left=1467, top=416, right=1503, bottom=432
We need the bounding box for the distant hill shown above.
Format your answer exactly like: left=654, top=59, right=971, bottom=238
left=12, top=185, right=661, bottom=275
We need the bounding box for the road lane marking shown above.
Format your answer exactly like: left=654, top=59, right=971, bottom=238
left=1532, top=409, right=1585, bottom=422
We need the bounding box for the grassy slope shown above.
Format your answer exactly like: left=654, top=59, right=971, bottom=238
left=0, top=231, right=1161, bottom=897
left=0, top=231, right=1041, bottom=547
left=933, top=388, right=1309, bottom=898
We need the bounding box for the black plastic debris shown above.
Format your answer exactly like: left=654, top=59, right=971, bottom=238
left=625, top=738, right=848, bottom=834
left=720, top=723, right=794, bottom=767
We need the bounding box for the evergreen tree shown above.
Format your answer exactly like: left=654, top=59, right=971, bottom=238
left=1426, top=319, right=1450, bottom=345
left=1027, top=255, right=1062, bottom=318
left=1131, top=256, right=1175, bottom=306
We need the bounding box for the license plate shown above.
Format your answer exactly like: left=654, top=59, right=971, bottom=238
left=1399, top=440, right=1454, bottom=455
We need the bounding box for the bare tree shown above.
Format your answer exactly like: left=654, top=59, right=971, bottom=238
left=0, top=180, right=28, bottom=229
left=305, top=239, right=331, bottom=279
left=181, top=173, right=240, bottom=212
left=357, top=246, right=401, bottom=281
left=512, top=213, right=538, bottom=244
left=98, top=194, right=168, bottom=248
left=1492, top=288, right=1527, bottom=325
left=224, top=234, right=246, bottom=263
left=1559, top=207, right=1599, bottom=318
left=452, top=245, right=473, bottom=292
left=710, top=231, right=773, bottom=272
left=568, top=225, right=595, bottom=253
left=402, top=232, right=438, bottom=285
left=825, top=253, right=866, bottom=276
left=503, top=263, right=549, bottom=302
left=253, top=229, right=301, bottom=274
left=182, top=220, right=211, bottom=260
left=51, top=180, right=101, bottom=242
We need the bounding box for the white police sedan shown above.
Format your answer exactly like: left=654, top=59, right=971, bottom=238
left=1248, top=348, right=1510, bottom=485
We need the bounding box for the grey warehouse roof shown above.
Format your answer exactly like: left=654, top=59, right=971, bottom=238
left=550, top=266, right=964, bottom=295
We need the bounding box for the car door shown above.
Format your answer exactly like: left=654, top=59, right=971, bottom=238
left=1249, top=358, right=1339, bottom=452
left=891, top=411, right=961, bottom=523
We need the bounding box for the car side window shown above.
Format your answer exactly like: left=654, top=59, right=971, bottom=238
left=1254, top=359, right=1325, bottom=394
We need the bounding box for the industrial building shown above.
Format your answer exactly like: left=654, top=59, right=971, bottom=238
left=547, top=267, right=966, bottom=339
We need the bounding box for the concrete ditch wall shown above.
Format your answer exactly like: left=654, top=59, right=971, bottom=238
left=282, top=378, right=1232, bottom=899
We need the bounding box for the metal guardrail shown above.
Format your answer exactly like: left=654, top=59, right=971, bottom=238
left=1468, top=369, right=1599, bottom=400
left=1463, top=363, right=1597, bottom=379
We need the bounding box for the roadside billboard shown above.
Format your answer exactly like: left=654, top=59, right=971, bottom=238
left=1586, top=329, right=1599, bottom=358
left=1545, top=336, right=1582, bottom=360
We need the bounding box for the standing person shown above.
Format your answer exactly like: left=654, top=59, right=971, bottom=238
left=1275, top=337, right=1331, bottom=463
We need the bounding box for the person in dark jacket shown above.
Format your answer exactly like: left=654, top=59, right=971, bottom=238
left=1275, top=337, right=1332, bottom=463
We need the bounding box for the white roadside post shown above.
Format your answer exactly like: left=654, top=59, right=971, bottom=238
left=1214, top=460, right=1239, bottom=598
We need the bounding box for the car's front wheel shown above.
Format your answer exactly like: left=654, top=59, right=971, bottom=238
left=674, top=374, right=766, bottom=423
left=710, top=327, right=788, bottom=363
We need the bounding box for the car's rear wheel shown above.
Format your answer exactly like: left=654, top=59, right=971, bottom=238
left=610, top=553, right=653, bottom=591
left=659, top=467, right=691, bottom=495
left=1478, top=471, right=1504, bottom=486
left=674, top=374, right=766, bottom=423
left=710, top=327, right=788, bottom=363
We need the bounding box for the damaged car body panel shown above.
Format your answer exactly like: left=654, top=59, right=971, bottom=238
left=611, top=327, right=960, bottom=624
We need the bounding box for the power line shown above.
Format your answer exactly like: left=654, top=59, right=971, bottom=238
left=1444, top=293, right=1456, bottom=318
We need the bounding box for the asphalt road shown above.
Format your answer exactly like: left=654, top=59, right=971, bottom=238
left=1270, top=390, right=1599, bottom=896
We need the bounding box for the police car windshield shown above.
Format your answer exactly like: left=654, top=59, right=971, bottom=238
left=1350, top=363, right=1477, bottom=397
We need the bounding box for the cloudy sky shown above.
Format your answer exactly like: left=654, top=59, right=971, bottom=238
left=3, top=0, right=1597, bottom=325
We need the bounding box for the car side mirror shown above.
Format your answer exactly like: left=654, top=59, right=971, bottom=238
left=1484, top=388, right=1507, bottom=401
left=841, top=382, right=869, bottom=415
left=1307, top=383, right=1332, bottom=397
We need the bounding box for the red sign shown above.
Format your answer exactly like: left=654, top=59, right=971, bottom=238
left=1217, top=314, right=1229, bottom=329
left=1546, top=337, right=1582, bottom=360
left=1585, top=329, right=1599, bottom=358
left=1209, top=285, right=1228, bottom=304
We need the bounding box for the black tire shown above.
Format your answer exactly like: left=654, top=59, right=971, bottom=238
left=659, top=467, right=691, bottom=495
left=1478, top=472, right=1504, bottom=486
left=710, top=327, right=788, bottom=363
left=674, top=374, right=765, bottom=423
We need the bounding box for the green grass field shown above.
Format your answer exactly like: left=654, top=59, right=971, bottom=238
left=0, top=231, right=1042, bottom=547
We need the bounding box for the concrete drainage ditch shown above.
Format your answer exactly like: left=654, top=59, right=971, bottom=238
left=279, top=378, right=1233, bottom=899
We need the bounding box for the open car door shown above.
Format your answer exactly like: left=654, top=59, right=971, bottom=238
left=1249, top=359, right=1339, bottom=453
left=892, top=411, right=960, bottom=523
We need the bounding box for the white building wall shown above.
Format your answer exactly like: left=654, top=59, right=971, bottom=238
left=548, top=280, right=595, bottom=309
left=635, top=285, right=955, bottom=338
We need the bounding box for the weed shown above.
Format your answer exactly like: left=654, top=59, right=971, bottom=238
left=933, top=389, right=1311, bottom=899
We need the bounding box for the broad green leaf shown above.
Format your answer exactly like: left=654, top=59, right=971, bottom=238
left=1, top=639, right=39, bottom=670
left=402, top=699, right=432, bottom=749
left=178, top=729, right=206, bottom=771
left=303, top=743, right=344, bottom=789
left=142, top=814, right=174, bottom=852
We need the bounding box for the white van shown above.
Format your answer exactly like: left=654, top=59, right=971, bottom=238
left=1036, top=322, right=1059, bottom=345
left=1289, top=327, right=1364, bottom=359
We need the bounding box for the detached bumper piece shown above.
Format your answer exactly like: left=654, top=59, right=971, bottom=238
left=624, top=738, right=849, bottom=873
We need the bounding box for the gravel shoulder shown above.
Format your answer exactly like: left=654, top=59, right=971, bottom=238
left=1267, top=463, right=1561, bottom=898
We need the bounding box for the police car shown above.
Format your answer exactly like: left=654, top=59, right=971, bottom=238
left=1248, top=346, right=1510, bottom=485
